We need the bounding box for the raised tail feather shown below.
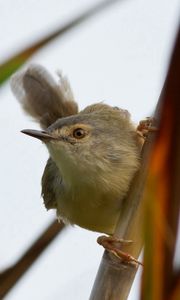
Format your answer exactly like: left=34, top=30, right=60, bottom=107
left=10, top=64, right=78, bottom=128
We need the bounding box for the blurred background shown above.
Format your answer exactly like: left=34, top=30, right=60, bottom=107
left=0, top=0, right=179, bottom=299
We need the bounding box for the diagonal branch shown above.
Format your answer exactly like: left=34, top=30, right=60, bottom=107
left=89, top=25, right=179, bottom=300
left=0, top=0, right=123, bottom=85
left=141, top=26, right=180, bottom=300
left=0, top=220, right=65, bottom=298
left=89, top=97, right=159, bottom=300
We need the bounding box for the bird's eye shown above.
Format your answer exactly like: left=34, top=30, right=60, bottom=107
left=73, top=128, right=86, bottom=139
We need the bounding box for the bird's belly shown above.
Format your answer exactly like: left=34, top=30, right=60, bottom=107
left=56, top=190, right=122, bottom=235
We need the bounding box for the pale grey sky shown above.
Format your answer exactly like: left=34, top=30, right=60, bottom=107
left=0, top=0, right=179, bottom=299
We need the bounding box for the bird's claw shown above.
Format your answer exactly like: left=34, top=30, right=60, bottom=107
left=97, top=235, right=143, bottom=266
left=137, top=117, right=158, bottom=139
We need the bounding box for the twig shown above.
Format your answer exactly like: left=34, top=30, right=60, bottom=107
left=0, top=0, right=123, bottom=85
left=89, top=107, right=159, bottom=300
left=89, top=25, right=180, bottom=300
left=89, top=60, right=164, bottom=300
left=0, top=220, right=65, bottom=298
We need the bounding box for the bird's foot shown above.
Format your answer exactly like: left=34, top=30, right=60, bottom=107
left=137, top=117, right=158, bottom=140
left=97, top=235, right=143, bottom=266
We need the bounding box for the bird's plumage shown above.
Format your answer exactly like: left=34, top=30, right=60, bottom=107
left=11, top=64, right=78, bottom=128
left=11, top=64, right=141, bottom=234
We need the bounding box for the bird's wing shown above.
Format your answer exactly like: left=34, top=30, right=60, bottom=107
left=41, top=158, right=62, bottom=210
left=10, top=64, right=78, bottom=128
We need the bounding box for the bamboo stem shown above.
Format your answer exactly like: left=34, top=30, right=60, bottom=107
left=89, top=95, right=161, bottom=300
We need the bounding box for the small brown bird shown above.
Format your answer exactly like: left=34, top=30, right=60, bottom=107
left=11, top=64, right=141, bottom=238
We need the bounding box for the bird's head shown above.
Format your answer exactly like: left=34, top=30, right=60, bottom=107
left=22, top=104, right=141, bottom=192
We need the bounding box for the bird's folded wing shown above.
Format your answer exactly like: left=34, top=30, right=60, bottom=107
left=41, top=158, right=62, bottom=210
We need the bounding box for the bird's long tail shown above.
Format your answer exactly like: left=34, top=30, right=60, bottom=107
left=10, top=64, right=78, bottom=128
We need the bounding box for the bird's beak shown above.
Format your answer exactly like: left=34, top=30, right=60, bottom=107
left=21, top=129, right=57, bottom=142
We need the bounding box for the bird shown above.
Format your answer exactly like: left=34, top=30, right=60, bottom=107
left=11, top=64, right=142, bottom=259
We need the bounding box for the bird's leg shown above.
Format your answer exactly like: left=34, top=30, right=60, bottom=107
left=137, top=117, right=158, bottom=140
left=97, top=235, right=143, bottom=266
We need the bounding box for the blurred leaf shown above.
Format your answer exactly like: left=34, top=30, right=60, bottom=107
left=0, top=220, right=65, bottom=298
left=0, top=0, right=121, bottom=86
left=169, top=273, right=180, bottom=300
left=141, top=27, right=180, bottom=300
